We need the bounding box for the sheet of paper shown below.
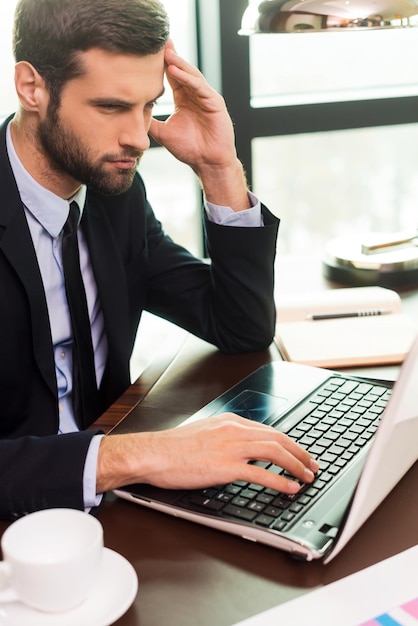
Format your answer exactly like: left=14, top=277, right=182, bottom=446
left=232, top=545, right=418, bottom=626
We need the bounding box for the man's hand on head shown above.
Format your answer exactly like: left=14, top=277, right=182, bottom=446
left=149, top=41, right=250, bottom=212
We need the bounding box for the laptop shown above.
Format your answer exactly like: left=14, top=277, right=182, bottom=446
left=114, top=332, right=418, bottom=563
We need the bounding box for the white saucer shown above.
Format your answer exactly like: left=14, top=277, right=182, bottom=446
left=0, top=548, right=138, bottom=626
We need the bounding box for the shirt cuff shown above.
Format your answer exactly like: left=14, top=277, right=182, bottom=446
left=205, top=191, right=263, bottom=227
left=83, top=434, right=105, bottom=510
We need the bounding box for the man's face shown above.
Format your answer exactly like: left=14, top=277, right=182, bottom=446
left=37, top=47, right=165, bottom=195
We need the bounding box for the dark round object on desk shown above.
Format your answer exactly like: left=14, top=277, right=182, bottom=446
left=322, top=234, right=418, bottom=288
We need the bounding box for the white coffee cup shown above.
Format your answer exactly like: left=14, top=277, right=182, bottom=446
left=0, top=508, right=103, bottom=613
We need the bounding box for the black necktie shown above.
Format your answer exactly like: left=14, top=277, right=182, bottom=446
left=62, top=201, right=98, bottom=427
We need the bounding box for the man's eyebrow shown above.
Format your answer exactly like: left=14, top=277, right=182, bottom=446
left=88, top=97, right=133, bottom=107
left=88, top=88, right=165, bottom=107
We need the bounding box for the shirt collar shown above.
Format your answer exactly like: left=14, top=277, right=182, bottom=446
left=6, top=121, right=87, bottom=238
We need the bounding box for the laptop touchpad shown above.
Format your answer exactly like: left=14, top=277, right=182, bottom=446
left=213, top=389, right=288, bottom=426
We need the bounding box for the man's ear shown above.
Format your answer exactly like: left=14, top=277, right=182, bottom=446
left=14, top=61, right=49, bottom=113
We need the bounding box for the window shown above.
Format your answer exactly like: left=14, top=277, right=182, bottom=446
left=213, top=0, right=418, bottom=257
left=253, top=124, right=418, bottom=255
left=246, top=18, right=418, bottom=255
left=249, top=29, right=418, bottom=107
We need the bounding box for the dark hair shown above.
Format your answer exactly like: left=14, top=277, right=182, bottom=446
left=13, top=0, right=170, bottom=106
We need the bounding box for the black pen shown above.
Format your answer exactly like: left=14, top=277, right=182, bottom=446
left=306, top=309, right=391, bottom=321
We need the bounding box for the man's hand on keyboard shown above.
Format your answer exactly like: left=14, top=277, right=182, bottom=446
left=96, top=413, right=320, bottom=495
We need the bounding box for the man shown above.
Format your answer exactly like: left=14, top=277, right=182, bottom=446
left=0, top=0, right=318, bottom=520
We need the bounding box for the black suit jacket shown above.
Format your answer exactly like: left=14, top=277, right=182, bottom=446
left=0, top=116, right=279, bottom=519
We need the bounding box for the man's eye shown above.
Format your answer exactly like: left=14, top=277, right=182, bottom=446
left=98, top=103, right=122, bottom=111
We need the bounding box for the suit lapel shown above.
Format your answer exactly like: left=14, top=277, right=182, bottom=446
left=0, top=198, right=57, bottom=398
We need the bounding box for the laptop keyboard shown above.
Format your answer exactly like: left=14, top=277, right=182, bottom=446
left=179, top=377, right=392, bottom=532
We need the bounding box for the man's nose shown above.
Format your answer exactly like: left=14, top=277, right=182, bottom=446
left=119, top=116, right=151, bottom=152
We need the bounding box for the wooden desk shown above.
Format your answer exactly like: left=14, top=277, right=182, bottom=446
left=1, top=256, right=418, bottom=625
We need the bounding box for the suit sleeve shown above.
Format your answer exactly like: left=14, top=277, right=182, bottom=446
left=0, top=431, right=100, bottom=520
left=145, top=203, right=279, bottom=353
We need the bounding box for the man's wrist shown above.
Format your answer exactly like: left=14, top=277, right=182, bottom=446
left=197, top=158, right=250, bottom=213
left=96, top=433, right=149, bottom=493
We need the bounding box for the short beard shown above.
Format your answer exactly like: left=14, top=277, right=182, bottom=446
left=37, top=104, right=140, bottom=196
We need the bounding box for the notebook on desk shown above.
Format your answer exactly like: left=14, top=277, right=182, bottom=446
left=114, top=331, right=418, bottom=563
left=274, top=286, right=417, bottom=368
